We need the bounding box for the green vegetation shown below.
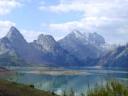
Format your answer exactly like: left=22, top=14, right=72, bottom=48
left=0, top=79, right=127, bottom=96
left=61, top=89, right=75, bottom=96
left=60, top=80, right=128, bottom=96
left=0, top=80, right=58, bottom=96
left=87, top=80, right=128, bottom=96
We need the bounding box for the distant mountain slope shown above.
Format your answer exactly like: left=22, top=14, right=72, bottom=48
left=30, top=34, right=82, bottom=66
left=0, top=26, right=127, bottom=68
left=58, top=30, right=107, bottom=66
left=0, top=26, right=82, bottom=66
left=0, top=31, right=26, bottom=66
left=0, top=26, right=45, bottom=66
left=98, top=44, right=128, bottom=68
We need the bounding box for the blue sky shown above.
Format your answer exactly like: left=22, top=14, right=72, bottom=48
left=0, top=0, right=128, bottom=44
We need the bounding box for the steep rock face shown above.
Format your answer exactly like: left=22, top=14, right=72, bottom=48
left=0, top=27, right=82, bottom=66
left=98, top=44, right=128, bottom=68
left=0, top=37, right=14, bottom=55
left=0, top=37, right=26, bottom=66
left=31, top=34, right=59, bottom=53
left=1, top=26, right=126, bottom=68
left=31, top=34, right=82, bottom=66
left=6, top=27, right=31, bottom=60
left=58, top=30, right=106, bottom=65
left=6, top=26, right=27, bottom=45
left=0, top=26, right=44, bottom=65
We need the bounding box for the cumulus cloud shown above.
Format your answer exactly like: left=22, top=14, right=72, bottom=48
left=40, top=0, right=128, bottom=14
left=40, top=0, right=128, bottom=43
left=0, top=0, right=22, bottom=15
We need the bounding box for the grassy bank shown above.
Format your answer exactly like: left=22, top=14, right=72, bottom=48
left=87, top=80, right=128, bottom=96
left=60, top=80, right=128, bottom=96
left=0, top=80, right=127, bottom=96
left=0, top=80, right=57, bottom=96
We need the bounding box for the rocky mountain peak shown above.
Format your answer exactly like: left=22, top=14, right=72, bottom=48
left=32, top=34, right=58, bottom=52
left=67, top=30, right=87, bottom=40
left=61, top=30, right=105, bottom=46
left=7, top=26, right=22, bottom=38
left=72, top=30, right=83, bottom=37
left=6, top=26, right=27, bottom=44
left=37, top=34, right=56, bottom=43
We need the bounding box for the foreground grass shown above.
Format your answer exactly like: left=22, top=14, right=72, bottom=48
left=0, top=80, right=127, bottom=96
left=60, top=80, right=128, bottom=96
left=87, top=80, right=128, bottom=96
left=0, top=80, right=57, bottom=96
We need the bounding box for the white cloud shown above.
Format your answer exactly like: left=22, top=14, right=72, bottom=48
left=0, top=0, right=22, bottom=15
left=40, top=0, right=128, bottom=43
left=39, top=0, right=85, bottom=13
left=49, top=21, right=78, bottom=32
left=39, top=0, right=128, bottom=13
left=47, top=16, right=126, bottom=33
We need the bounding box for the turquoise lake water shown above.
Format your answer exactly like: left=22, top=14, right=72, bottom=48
left=1, top=67, right=128, bottom=95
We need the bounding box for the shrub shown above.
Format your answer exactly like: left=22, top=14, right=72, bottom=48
left=29, top=84, right=34, bottom=88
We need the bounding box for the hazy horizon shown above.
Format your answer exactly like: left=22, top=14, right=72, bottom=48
left=0, top=26, right=127, bottom=46
left=0, top=0, right=128, bottom=44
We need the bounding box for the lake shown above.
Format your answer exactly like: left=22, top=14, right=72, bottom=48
left=0, top=67, right=128, bottom=95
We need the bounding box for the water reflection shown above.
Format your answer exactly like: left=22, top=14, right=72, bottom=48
left=1, top=67, right=128, bottom=95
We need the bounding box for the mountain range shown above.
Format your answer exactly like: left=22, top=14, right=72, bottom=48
left=0, top=26, right=127, bottom=68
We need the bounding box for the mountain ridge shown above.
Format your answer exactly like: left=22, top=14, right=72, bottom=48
left=0, top=26, right=127, bottom=68
left=0, top=26, right=82, bottom=66
left=58, top=30, right=107, bottom=66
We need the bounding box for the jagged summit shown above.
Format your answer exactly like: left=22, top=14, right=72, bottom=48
left=9, top=26, right=18, bottom=31
left=37, top=34, right=57, bottom=48
left=67, top=30, right=85, bottom=39
left=32, top=34, right=58, bottom=52
left=63, top=30, right=105, bottom=46
left=71, top=30, right=83, bottom=37
left=58, top=30, right=107, bottom=64
left=37, top=34, right=56, bottom=43
left=6, top=26, right=26, bottom=44
left=6, top=26, right=22, bottom=38
left=1, top=27, right=126, bottom=67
